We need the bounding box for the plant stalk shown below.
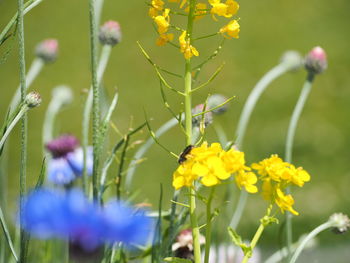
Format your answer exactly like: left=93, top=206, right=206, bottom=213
left=204, top=187, right=215, bottom=263
left=290, top=221, right=332, bottom=263
left=16, top=0, right=28, bottom=260
left=88, top=0, right=101, bottom=200
left=230, top=63, right=290, bottom=230
left=82, top=44, right=112, bottom=194
left=284, top=72, right=314, bottom=259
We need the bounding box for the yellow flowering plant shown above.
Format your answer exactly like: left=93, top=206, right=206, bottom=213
left=137, top=1, right=316, bottom=263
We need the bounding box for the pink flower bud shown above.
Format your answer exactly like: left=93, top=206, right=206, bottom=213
left=35, top=39, right=58, bottom=63
left=305, top=46, right=327, bottom=74
left=98, top=21, right=122, bottom=46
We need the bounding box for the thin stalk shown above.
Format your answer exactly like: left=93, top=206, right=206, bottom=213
left=82, top=45, right=112, bottom=194
left=0, top=0, right=44, bottom=45
left=125, top=116, right=181, bottom=189
left=9, top=58, right=44, bottom=114
left=284, top=72, right=314, bottom=259
left=290, top=222, right=333, bottom=263
left=88, top=0, right=102, bottom=200
left=16, top=0, right=28, bottom=260
left=204, top=187, right=215, bottom=263
left=0, top=206, right=18, bottom=262
left=184, top=1, right=201, bottom=262
left=0, top=106, right=28, bottom=150
left=95, top=0, right=104, bottom=26
left=229, top=63, right=290, bottom=230
left=241, top=223, right=265, bottom=263
left=42, top=98, right=61, bottom=147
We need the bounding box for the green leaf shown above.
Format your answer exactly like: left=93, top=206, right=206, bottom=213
left=164, top=257, right=193, bottom=263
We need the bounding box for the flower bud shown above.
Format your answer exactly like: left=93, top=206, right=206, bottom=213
left=46, top=134, right=79, bottom=158
left=25, top=91, right=42, bottom=108
left=98, top=21, right=122, bottom=46
left=35, top=39, right=58, bottom=63
left=280, top=50, right=303, bottom=71
left=305, top=46, right=327, bottom=74
left=329, top=213, right=350, bottom=234
left=51, top=85, right=73, bottom=106
left=207, top=94, right=229, bottom=115
left=192, top=104, right=213, bottom=128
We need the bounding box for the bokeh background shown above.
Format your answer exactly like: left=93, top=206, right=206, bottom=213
left=1, top=0, right=349, bottom=261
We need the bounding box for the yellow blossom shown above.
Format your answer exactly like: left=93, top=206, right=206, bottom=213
left=220, top=19, right=240, bottom=39
left=156, top=33, right=174, bottom=46
left=235, top=171, right=258, bottom=193
left=252, top=154, right=311, bottom=216
left=151, top=0, right=165, bottom=10
left=172, top=142, right=258, bottom=191
left=154, top=8, right=171, bottom=34
left=275, top=188, right=299, bottom=215
left=179, top=31, right=199, bottom=59
left=209, top=0, right=239, bottom=20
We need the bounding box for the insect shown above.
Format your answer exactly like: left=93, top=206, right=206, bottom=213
left=178, top=145, right=194, bottom=164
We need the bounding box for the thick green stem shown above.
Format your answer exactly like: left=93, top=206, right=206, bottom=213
left=88, top=0, right=101, bottom=200
left=17, top=0, right=28, bottom=260
left=229, top=63, right=290, bottom=230
left=284, top=72, right=314, bottom=259
left=204, top=187, right=215, bottom=263
left=82, top=45, right=112, bottom=194
left=184, top=1, right=201, bottom=262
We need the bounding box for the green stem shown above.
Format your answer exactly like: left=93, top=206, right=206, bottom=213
left=284, top=72, right=314, bottom=259
left=290, top=222, right=332, bottom=263
left=241, top=223, right=265, bottom=263
left=184, top=1, right=201, bottom=262
left=88, top=0, right=101, bottom=200
left=125, top=116, right=181, bottom=189
left=82, top=45, right=112, bottom=194
left=0, top=0, right=44, bottom=45
left=9, top=58, right=44, bottom=114
left=229, top=63, right=290, bottom=230
left=17, top=0, right=28, bottom=260
left=0, top=206, right=18, bottom=262
left=204, top=187, right=215, bottom=263
left=0, top=106, right=28, bottom=150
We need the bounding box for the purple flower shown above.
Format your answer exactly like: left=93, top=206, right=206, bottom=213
left=21, top=188, right=153, bottom=251
left=46, top=135, right=93, bottom=185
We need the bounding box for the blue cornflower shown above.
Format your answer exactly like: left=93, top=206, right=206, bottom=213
left=46, top=135, right=93, bottom=185
left=21, top=188, right=153, bottom=251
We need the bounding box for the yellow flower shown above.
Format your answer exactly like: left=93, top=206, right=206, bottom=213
left=156, top=33, right=174, bottom=46
left=154, top=8, right=171, bottom=34
left=209, top=0, right=239, bottom=20
left=172, top=142, right=258, bottom=191
left=151, top=0, right=165, bottom=10
left=149, top=7, right=159, bottom=18
left=253, top=154, right=311, bottom=216
left=173, top=159, right=198, bottom=189
left=235, top=171, right=258, bottom=193
left=220, top=20, right=240, bottom=39
left=275, top=188, right=299, bottom=215
left=179, top=31, right=199, bottom=59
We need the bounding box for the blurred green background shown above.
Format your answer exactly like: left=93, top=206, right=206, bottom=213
left=1, top=0, right=350, bottom=261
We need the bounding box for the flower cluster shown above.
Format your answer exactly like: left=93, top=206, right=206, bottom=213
left=172, top=142, right=257, bottom=193
left=46, top=134, right=93, bottom=185
left=252, top=154, right=311, bottom=215
left=21, top=188, right=153, bottom=251
left=148, top=0, right=240, bottom=58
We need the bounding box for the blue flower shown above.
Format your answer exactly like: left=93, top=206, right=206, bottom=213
left=21, top=188, right=153, bottom=251
left=46, top=135, right=93, bottom=185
